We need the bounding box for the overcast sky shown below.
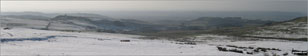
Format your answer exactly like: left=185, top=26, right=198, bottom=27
left=1, top=0, right=307, bottom=13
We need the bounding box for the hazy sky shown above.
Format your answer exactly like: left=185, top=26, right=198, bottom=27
left=1, top=0, right=307, bottom=13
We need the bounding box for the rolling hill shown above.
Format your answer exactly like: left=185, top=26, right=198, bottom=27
left=245, top=16, right=307, bottom=39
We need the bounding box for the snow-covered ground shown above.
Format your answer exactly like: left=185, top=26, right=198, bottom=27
left=0, top=28, right=307, bottom=56
left=0, top=28, right=244, bottom=56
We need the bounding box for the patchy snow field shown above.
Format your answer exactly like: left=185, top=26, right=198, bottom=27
left=0, top=28, right=307, bottom=56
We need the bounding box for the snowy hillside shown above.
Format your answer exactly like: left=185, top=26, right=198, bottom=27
left=0, top=16, right=92, bottom=31
left=0, top=12, right=117, bottom=31
left=0, top=14, right=162, bottom=33
left=0, top=28, right=240, bottom=55
left=0, top=17, right=49, bottom=29
left=0, top=12, right=306, bottom=56
left=246, top=16, right=307, bottom=39
left=0, top=28, right=307, bottom=56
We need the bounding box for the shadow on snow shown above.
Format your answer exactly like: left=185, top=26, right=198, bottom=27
left=0, top=35, right=77, bottom=42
